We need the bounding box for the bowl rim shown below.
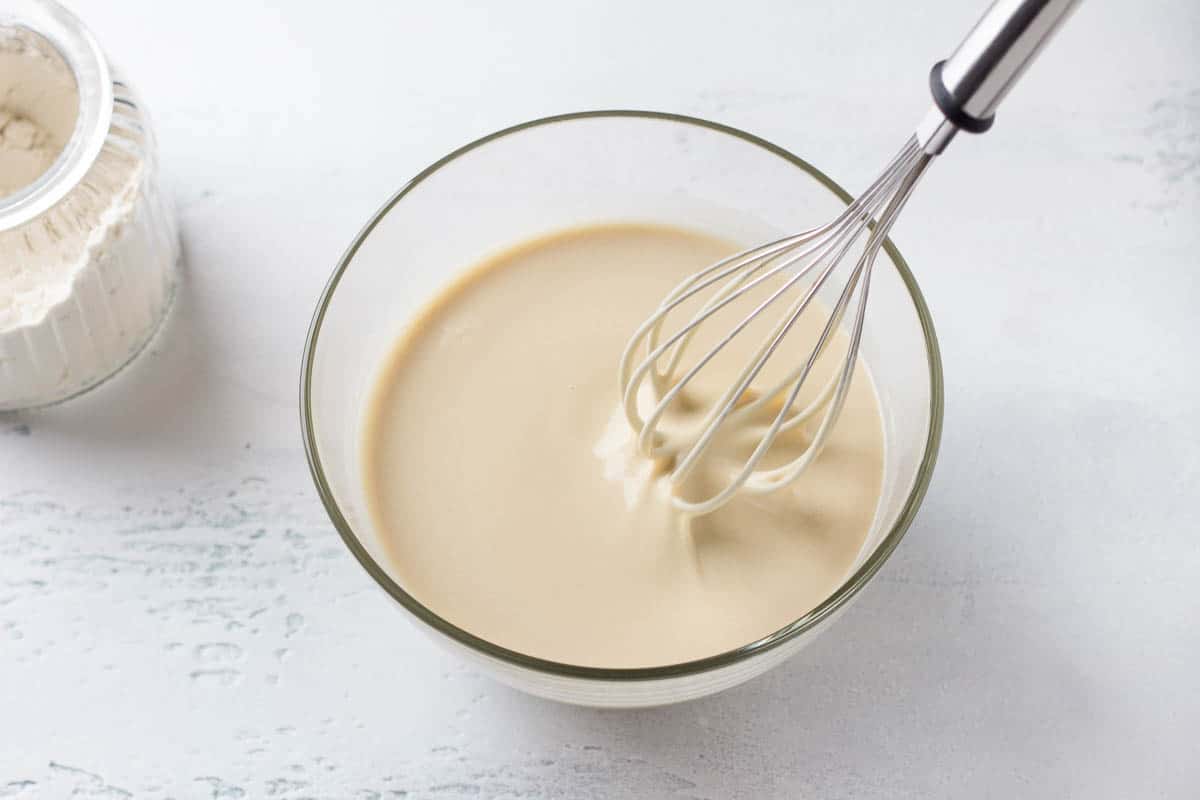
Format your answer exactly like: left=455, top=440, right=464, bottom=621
left=300, top=109, right=944, bottom=682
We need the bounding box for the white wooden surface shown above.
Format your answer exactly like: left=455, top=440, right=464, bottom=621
left=2, top=1, right=1197, bottom=796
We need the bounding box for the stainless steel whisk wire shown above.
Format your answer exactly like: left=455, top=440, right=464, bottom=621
left=620, top=0, right=1082, bottom=514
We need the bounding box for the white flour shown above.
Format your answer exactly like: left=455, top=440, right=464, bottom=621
left=0, top=109, right=61, bottom=197
left=0, top=27, right=76, bottom=197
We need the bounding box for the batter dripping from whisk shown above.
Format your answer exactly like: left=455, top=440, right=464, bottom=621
left=362, top=223, right=883, bottom=668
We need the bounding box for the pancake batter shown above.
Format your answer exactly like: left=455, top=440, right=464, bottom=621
left=362, top=223, right=884, bottom=668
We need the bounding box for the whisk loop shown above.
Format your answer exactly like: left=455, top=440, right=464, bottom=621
left=619, top=138, right=931, bottom=514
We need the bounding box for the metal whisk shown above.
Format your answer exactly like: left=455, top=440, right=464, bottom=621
left=620, top=0, right=1082, bottom=514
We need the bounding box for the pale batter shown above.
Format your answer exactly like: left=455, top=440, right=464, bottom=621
left=362, top=224, right=884, bottom=668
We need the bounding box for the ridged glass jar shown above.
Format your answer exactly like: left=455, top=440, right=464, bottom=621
left=0, top=0, right=178, bottom=411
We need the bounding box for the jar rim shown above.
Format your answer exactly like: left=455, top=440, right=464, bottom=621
left=0, top=0, right=112, bottom=232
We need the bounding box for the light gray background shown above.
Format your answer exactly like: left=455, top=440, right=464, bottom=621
left=2, top=1, right=1196, bottom=797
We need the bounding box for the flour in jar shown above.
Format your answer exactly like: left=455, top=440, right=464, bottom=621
left=0, top=108, right=62, bottom=197
left=0, top=22, right=178, bottom=411
left=0, top=27, right=77, bottom=198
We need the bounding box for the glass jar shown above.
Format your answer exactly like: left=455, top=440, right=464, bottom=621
left=0, top=0, right=178, bottom=411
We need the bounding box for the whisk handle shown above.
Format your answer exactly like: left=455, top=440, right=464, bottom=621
left=931, top=0, right=1082, bottom=133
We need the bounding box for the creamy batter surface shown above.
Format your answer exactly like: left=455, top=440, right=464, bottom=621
left=362, top=223, right=884, bottom=668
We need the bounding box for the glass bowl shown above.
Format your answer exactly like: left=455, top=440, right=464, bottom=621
left=301, top=111, right=942, bottom=707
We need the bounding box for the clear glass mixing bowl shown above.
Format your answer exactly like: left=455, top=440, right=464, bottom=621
left=301, top=111, right=943, bottom=707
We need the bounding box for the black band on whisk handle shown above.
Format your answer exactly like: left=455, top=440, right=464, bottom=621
left=929, top=0, right=1083, bottom=134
